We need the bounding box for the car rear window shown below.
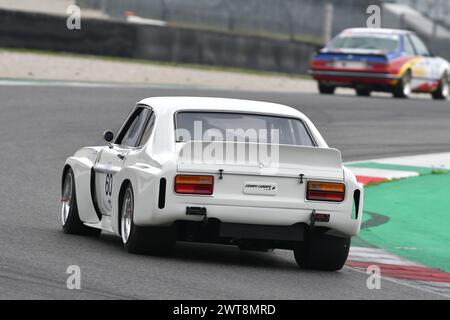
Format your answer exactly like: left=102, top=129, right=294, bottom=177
left=328, top=34, right=399, bottom=52
left=175, top=112, right=315, bottom=147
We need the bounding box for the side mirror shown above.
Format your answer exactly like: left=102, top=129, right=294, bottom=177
left=103, top=130, right=114, bottom=143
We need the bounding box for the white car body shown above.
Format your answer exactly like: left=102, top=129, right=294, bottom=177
left=62, top=97, right=364, bottom=268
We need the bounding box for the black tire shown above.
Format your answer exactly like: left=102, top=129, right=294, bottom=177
left=293, top=231, right=350, bottom=271
left=61, top=168, right=101, bottom=236
left=356, top=88, right=371, bottom=96
left=318, top=82, right=335, bottom=94
left=393, top=70, right=412, bottom=98
left=120, top=183, right=175, bottom=255
left=431, top=73, right=449, bottom=100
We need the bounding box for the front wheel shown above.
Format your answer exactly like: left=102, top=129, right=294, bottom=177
left=293, top=231, right=350, bottom=271
left=431, top=73, right=449, bottom=100
left=392, top=70, right=412, bottom=98
left=120, top=183, right=175, bottom=255
left=61, top=168, right=101, bottom=236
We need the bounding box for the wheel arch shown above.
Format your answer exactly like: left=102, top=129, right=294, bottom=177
left=61, top=164, right=72, bottom=190
left=64, top=153, right=101, bottom=224
left=112, top=165, right=163, bottom=233
left=404, top=67, right=412, bottom=76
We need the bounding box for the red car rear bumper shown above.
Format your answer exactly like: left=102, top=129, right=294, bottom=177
left=309, top=69, right=399, bottom=86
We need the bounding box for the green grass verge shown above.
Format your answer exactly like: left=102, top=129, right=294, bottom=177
left=359, top=173, right=450, bottom=273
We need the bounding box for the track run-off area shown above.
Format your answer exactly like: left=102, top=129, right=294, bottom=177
left=348, top=153, right=450, bottom=295
left=0, top=82, right=449, bottom=299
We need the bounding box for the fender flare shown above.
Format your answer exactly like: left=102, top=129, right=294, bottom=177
left=63, top=147, right=102, bottom=224
left=111, top=165, right=162, bottom=235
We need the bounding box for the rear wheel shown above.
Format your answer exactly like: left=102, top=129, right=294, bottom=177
left=120, top=183, right=174, bottom=255
left=61, top=168, right=101, bottom=236
left=431, top=73, right=449, bottom=100
left=356, top=88, right=371, bottom=96
left=393, top=70, right=412, bottom=98
left=294, top=231, right=350, bottom=271
left=318, top=82, right=335, bottom=94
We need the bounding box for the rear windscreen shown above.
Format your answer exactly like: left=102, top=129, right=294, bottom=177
left=328, top=34, right=399, bottom=52
left=175, top=112, right=315, bottom=146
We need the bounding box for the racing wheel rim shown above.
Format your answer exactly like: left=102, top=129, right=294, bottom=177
left=403, top=72, right=412, bottom=97
left=61, top=173, right=72, bottom=226
left=442, top=76, right=449, bottom=97
left=121, top=187, right=133, bottom=244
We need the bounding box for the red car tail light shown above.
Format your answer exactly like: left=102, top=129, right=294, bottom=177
left=307, top=181, right=345, bottom=202
left=175, top=175, right=214, bottom=195
left=368, top=62, right=389, bottom=71
left=311, top=60, right=331, bottom=68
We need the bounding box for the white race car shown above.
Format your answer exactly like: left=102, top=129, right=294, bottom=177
left=61, top=97, right=364, bottom=271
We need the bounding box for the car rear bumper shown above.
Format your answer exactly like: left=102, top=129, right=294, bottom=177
left=219, top=221, right=305, bottom=241
left=309, top=69, right=399, bottom=86
left=136, top=203, right=362, bottom=237
left=130, top=168, right=364, bottom=239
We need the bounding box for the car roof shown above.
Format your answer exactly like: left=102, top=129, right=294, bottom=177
left=341, top=27, right=412, bottom=36
left=137, top=96, right=306, bottom=119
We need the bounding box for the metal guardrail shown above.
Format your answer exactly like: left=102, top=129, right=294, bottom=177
left=75, top=0, right=449, bottom=59
left=76, top=0, right=382, bottom=45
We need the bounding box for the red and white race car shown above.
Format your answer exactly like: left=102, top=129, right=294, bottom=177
left=309, top=28, right=450, bottom=99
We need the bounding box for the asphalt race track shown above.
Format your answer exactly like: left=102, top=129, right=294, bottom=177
left=1, top=84, right=449, bottom=299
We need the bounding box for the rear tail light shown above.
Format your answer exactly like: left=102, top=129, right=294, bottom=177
left=175, top=175, right=214, bottom=195
left=307, top=181, right=345, bottom=202
left=368, top=62, right=389, bottom=71
left=311, top=60, right=331, bottom=68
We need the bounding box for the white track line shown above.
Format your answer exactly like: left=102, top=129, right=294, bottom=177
left=348, top=167, right=419, bottom=179
left=0, top=79, right=199, bottom=89
left=372, top=152, right=450, bottom=170
left=345, top=152, right=450, bottom=169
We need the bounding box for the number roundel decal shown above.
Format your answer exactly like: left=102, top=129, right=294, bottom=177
left=105, top=173, right=113, bottom=197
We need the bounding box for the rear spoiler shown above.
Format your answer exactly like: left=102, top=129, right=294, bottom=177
left=318, top=49, right=388, bottom=59
left=176, top=141, right=344, bottom=181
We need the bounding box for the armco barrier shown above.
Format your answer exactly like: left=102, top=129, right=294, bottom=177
left=0, top=9, right=320, bottom=74
left=0, top=9, right=136, bottom=57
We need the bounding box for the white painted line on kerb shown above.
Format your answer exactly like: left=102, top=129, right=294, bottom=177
left=345, top=152, right=450, bottom=169
left=372, top=152, right=450, bottom=170
left=348, top=167, right=419, bottom=179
